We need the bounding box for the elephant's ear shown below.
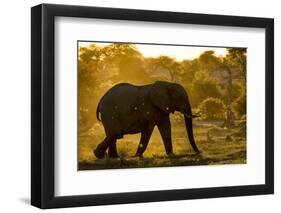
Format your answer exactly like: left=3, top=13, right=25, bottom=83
left=149, top=81, right=172, bottom=113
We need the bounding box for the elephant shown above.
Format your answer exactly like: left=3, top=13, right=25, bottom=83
left=94, top=81, right=200, bottom=159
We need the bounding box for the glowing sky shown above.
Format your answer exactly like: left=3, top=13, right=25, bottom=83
left=79, top=41, right=227, bottom=61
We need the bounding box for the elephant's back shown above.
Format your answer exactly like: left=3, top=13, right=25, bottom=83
left=98, top=83, right=153, bottom=136
left=99, top=83, right=143, bottom=119
left=100, top=83, right=139, bottom=106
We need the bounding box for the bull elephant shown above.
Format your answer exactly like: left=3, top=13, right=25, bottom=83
left=94, top=81, right=200, bottom=159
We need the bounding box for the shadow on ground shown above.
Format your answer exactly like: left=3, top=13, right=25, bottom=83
left=79, top=149, right=246, bottom=170
left=78, top=119, right=246, bottom=170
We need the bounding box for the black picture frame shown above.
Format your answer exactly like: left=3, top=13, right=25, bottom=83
left=31, top=3, right=274, bottom=209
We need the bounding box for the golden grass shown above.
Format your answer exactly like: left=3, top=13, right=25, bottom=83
left=78, top=116, right=246, bottom=170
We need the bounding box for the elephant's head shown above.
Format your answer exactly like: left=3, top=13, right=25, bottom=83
left=149, top=81, right=200, bottom=153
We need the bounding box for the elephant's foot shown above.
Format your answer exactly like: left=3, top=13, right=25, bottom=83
left=194, top=149, right=201, bottom=154
left=108, top=146, right=119, bottom=158
left=108, top=152, right=119, bottom=158
left=134, top=153, right=143, bottom=158
left=93, top=148, right=105, bottom=159
left=167, top=152, right=176, bottom=158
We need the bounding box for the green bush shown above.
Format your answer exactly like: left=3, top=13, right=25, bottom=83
left=190, top=72, right=222, bottom=107
left=198, top=97, right=226, bottom=120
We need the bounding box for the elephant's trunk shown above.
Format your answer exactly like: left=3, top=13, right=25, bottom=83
left=183, top=108, right=200, bottom=153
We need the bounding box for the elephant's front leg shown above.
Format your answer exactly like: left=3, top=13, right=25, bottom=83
left=157, top=115, right=173, bottom=155
left=135, top=126, right=154, bottom=157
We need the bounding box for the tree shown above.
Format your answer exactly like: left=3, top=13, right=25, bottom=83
left=180, top=59, right=200, bottom=86
left=150, top=56, right=183, bottom=82
left=181, top=51, right=225, bottom=106
left=78, top=43, right=153, bottom=131
left=77, top=43, right=247, bottom=132
left=198, top=50, right=222, bottom=73
left=78, top=44, right=105, bottom=131
left=232, top=84, right=246, bottom=117
left=225, top=48, right=247, bottom=80
left=190, top=71, right=222, bottom=107
left=221, top=48, right=247, bottom=123
left=102, top=43, right=150, bottom=83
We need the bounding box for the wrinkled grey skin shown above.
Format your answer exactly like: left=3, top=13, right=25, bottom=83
left=94, top=81, right=200, bottom=159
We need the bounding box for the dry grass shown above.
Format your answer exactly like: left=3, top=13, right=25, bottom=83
left=78, top=116, right=246, bottom=170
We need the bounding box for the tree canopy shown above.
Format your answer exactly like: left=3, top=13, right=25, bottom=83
left=78, top=43, right=247, bottom=131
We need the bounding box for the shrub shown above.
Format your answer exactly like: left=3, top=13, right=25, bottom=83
left=190, top=72, right=222, bottom=107
left=198, top=97, right=226, bottom=120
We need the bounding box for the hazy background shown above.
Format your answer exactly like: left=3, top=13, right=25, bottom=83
left=78, top=42, right=247, bottom=170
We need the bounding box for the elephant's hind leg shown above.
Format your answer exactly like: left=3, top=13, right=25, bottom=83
left=108, top=140, right=119, bottom=158
left=94, top=136, right=116, bottom=159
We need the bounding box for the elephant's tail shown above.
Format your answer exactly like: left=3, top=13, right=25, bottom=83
left=96, top=102, right=101, bottom=121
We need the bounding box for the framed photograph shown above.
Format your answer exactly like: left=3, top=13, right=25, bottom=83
left=31, top=3, right=274, bottom=209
